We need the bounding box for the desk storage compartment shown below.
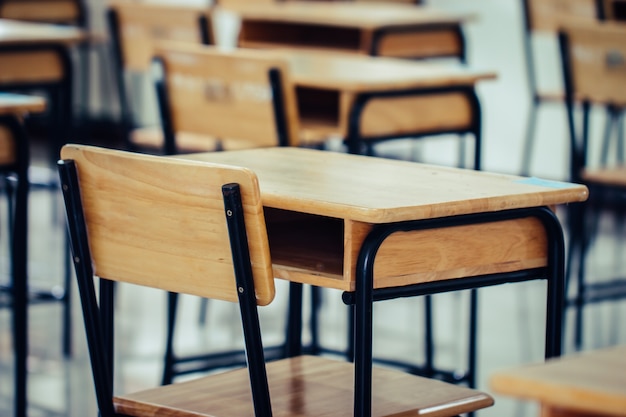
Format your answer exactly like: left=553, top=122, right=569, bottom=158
left=296, top=87, right=341, bottom=137
left=265, top=208, right=345, bottom=288
left=239, top=21, right=361, bottom=52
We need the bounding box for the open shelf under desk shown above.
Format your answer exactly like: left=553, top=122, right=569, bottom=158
left=264, top=208, right=551, bottom=293
left=240, top=21, right=363, bottom=53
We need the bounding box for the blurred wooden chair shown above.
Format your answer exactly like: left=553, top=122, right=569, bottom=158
left=58, top=143, right=495, bottom=417
left=558, top=21, right=626, bottom=349
left=154, top=42, right=301, bottom=154
left=154, top=42, right=323, bottom=384
left=519, top=0, right=610, bottom=175
left=107, top=2, right=216, bottom=152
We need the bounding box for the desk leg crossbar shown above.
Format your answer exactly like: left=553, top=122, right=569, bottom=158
left=342, top=206, right=564, bottom=417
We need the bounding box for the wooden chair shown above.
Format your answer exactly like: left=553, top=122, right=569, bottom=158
left=0, top=0, right=85, bottom=24
left=58, top=143, right=495, bottom=417
left=558, top=21, right=626, bottom=349
left=107, top=2, right=217, bottom=152
left=154, top=42, right=301, bottom=154
left=519, top=0, right=612, bottom=175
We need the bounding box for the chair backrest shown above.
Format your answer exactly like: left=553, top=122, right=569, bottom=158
left=0, top=0, right=86, bottom=26
left=155, top=43, right=300, bottom=152
left=559, top=22, right=626, bottom=109
left=523, top=0, right=601, bottom=34
left=107, top=2, right=214, bottom=73
left=58, top=143, right=275, bottom=416
left=558, top=22, right=626, bottom=180
left=602, top=0, right=626, bottom=21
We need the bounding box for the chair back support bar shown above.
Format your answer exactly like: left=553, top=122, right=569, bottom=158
left=0, top=0, right=85, bottom=25
left=59, top=144, right=274, bottom=304
left=155, top=43, right=299, bottom=149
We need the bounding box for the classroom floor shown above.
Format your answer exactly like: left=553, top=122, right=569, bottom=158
left=1, top=1, right=625, bottom=416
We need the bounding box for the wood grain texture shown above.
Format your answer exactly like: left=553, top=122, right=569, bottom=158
left=490, top=345, right=626, bottom=416
left=60, top=144, right=275, bottom=305
left=156, top=42, right=301, bottom=148
left=115, top=355, right=494, bottom=417
left=181, top=148, right=589, bottom=224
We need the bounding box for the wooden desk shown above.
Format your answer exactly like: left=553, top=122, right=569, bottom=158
left=281, top=52, right=495, bottom=156
left=223, top=2, right=470, bottom=60
left=0, top=92, right=45, bottom=417
left=490, top=345, right=626, bottom=417
left=181, top=147, right=587, bottom=416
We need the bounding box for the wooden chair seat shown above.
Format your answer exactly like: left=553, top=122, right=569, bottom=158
left=115, top=356, right=493, bottom=417
left=582, top=166, right=626, bottom=187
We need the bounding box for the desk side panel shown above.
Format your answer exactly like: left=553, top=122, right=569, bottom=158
left=346, top=218, right=548, bottom=291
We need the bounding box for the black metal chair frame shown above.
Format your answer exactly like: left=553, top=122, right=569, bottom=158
left=518, top=0, right=626, bottom=176
left=0, top=114, right=30, bottom=417
left=0, top=43, right=74, bottom=363
left=558, top=30, right=626, bottom=350
left=58, top=160, right=274, bottom=417
left=155, top=61, right=292, bottom=384
left=106, top=7, right=213, bottom=151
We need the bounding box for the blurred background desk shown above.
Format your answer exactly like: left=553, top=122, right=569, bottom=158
left=222, top=1, right=471, bottom=60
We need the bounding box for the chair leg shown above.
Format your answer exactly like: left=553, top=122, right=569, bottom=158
left=161, top=291, right=179, bottom=385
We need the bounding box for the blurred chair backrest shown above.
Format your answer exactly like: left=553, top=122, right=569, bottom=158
left=107, top=2, right=214, bottom=73
left=559, top=22, right=626, bottom=109
left=0, top=0, right=86, bottom=26
left=155, top=43, right=300, bottom=152
left=523, top=0, right=601, bottom=34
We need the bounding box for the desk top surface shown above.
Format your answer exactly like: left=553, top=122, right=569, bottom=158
left=490, top=345, right=626, bottom=416
left=282, top=51, right=496, bottom=91
left=0, top=93, right=46, bottom=114
left=222, top=2, right=469, bottom=29
left=0, top=18, right=84, bottom=45
left=180, top=148, right=588, bottom=223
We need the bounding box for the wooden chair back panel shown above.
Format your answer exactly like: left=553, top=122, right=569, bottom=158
left=563, top=23, right=626, bottom=105
left=110, top=3, right=212, bottom=72
left=60, top=144, right=275, bottom=306
left=158, top=44, right=299, bottom=148
left=526, top=0, right=599, bottom=32
left=0, top=0, right=82, bottom=24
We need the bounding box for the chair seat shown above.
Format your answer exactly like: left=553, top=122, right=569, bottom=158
left=130, top=126, right=222, bottom=153
left=114, top=355, right=494, bottom=417
left=582, top=166, right=626, bottom=187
